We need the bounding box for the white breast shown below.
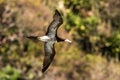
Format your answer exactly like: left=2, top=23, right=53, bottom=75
left=38, top=36, right=50, bottom=42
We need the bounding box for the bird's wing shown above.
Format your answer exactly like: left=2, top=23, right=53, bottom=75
left=42, top=42, right=55, bottom=72
left=46, top=9, right=63, bottom=35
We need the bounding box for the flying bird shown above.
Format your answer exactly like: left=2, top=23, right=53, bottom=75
left=27, top=9, right=72, bottom=73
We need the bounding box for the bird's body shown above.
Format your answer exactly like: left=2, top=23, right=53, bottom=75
left=38, top=36, right=50, bottom=42
left=27, top=9, right=71, bottom=73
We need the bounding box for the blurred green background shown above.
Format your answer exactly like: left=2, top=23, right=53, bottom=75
left=0, top=0, right=120, bottom=80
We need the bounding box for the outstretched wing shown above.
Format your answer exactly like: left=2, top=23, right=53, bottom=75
left=42, top=42, right=55, bottom=72
left=46, top=9, right=63, bottom=35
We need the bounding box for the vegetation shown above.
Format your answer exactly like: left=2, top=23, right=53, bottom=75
left=0, top=0, right=120, bottom=80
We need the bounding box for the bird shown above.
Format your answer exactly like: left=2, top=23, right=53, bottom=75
left=26, top=9, right=72, bottom=73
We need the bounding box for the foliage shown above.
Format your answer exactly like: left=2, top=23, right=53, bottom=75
left=64, top=0, right=98, bottom=35
left=103, top=31, right=120, bottom=58
left=0, top=0, right=120, bottom=80
left=64, top=0, right=120, bottom=59
left=0, top=65, right=21, bottom=80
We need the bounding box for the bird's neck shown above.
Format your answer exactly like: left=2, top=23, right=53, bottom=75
left=56, top=36, right=65, bottom=42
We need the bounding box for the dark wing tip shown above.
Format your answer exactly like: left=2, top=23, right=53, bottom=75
left=55, top=9, right=61, bottom=16
left=42, top=60, right=52, bottom=73
left=42, top=68, right=46, bottom=73
left=42, top=65, right=49, bottom=73
left=53, top=9, right=63, bottom=23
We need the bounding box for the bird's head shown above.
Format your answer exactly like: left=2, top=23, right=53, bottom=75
left=65, top=39, right=72, bottom=43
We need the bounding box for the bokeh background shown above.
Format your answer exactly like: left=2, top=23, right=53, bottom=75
left=0, top=0, right=120, bottom=80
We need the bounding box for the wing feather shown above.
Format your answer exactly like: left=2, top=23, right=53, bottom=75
left=42, top=42, right=55, bottom=72
left=46, top=10, right=63, bottom=35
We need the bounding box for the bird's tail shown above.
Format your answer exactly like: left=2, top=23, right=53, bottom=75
left=25, top=36, right=39, bottom=41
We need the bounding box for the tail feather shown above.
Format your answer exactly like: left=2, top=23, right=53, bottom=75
left=26, top=36, right=38, bottom=41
